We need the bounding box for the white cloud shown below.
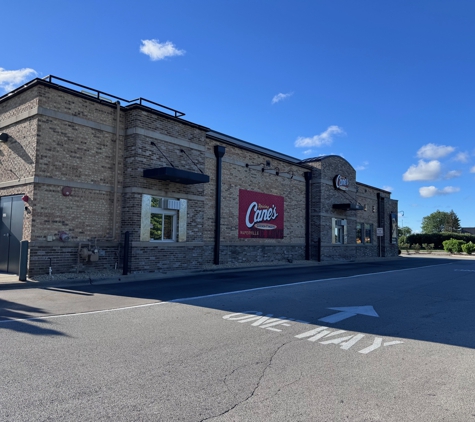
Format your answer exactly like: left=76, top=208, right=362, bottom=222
left=295, top=125, right=345, bottom=148
left=470, top=166, right=475, bottom=173
left=303, top=149, right=313, bottom=155
left=402, top=160, right=441, bottom=181
left=383, top=186, right=394, bottom=192
left=453, top=152, right=469, bottom=163
left=271, top=92, right=293, bottom=104
left=419, top=186, right=460, bottom=198
left=417, top=143, right=455, bottom=159
left=140, top=39, right=185, bottom=61
left=444, top=170, right=462, bottom=179
left=355, top=161, right=369, bottom=171
left=0, top=67, right=37, bottom=93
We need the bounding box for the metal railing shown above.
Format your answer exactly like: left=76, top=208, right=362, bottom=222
left=40, top=75, right=186, bottom=118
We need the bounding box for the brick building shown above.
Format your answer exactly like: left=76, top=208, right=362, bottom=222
left=0, top=76, right=398, bottom=277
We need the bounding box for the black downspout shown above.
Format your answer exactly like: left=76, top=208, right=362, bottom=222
left=214, top=145, right=226, bottom=265
left=377, top=193, right=385, bottom=257
left=304, top=171, right=313, bottom=260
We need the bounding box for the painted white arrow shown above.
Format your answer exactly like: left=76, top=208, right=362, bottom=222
left=318, top=306, right=379, bottom=323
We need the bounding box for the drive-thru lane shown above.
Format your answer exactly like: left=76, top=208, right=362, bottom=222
left=1, top=257, right=475, bottom=421
left=0, top=257, right=463, bottom=321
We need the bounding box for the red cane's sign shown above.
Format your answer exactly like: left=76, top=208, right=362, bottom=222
left=333, top=174, right=349, bottom=191
left=239, top=189, right=284, bottom=239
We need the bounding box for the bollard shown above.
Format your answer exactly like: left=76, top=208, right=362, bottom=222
left=123, top=231, right=130, bottom=275
left=317, top=237, right=321, bottom=262
left=18, top=240, right=29, bottom=281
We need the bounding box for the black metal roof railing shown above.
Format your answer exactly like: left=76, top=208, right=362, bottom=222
left=41, top=75, right=185, bottom=118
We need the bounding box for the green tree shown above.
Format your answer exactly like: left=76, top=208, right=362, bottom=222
left=445, top=210, right=461, bottom=232
left=421, top=210, right=461, bottom=234
left=398, top=226, right=412, bottom=237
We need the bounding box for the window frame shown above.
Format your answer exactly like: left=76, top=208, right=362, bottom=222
left=356, top=222, right=373, bottom=245
left=356, top=223, right=363, bottom=244
left=332, top=218, right=347, bottom=244
left=150, top=197, right=178, bottom=242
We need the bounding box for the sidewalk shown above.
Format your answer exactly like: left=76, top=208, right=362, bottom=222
left=0, top=260, right=323, bottom=290
left=3, top=253, right=471, bottom=291
left=400, top=251, right=475, bottom=259
left=0, top=256, right=403, bottom=290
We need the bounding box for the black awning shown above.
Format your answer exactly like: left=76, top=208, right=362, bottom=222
left=332, top=203, right=364, bottom=211
left=143, top=167, right=210, bottom=185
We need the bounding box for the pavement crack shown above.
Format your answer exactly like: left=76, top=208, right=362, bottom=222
left=200, top=341, right=290, bottom=421
left=258, top=374, right=303, bottom=404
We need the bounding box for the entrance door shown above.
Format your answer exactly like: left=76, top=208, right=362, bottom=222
left=0, top=196, right=24, bottom=274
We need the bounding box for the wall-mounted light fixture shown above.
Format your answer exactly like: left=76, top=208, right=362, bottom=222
left=264, top=167, right=280, bottom=176
left=0, top=132, right=9, bottom=142
left=279, top=170, right=294, bottom=179
left=22, top=195, right=30, bottom=213
left=246, top=163, right=265, bottom=173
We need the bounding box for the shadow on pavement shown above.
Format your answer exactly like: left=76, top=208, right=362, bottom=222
left=60, top=257, right=475, bottom=350
left=0, top=298, right=69, bottom=337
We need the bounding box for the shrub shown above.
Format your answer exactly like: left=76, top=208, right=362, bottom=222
left=398, top=236, right=407, bottom=248
left=443, top=238, right=466, bottom=254
left=422, top=243, right=434, bottom=253
left=462, top=242, right=475, bottom=255
left=412, top=244, right=421, bottom=253
left=401, top=243, right=410, bottom=254
left=407, top=232, right=475, bottom=250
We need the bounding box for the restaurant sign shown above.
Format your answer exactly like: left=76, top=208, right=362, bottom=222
left=238, top=189, right=284, bottom=239
left=333, top=174, right=349, bottom=191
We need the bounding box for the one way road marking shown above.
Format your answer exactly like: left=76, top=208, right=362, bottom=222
left=318, top=306, right=379, bottom=323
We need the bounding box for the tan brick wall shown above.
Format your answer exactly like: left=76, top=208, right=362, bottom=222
left=1, top=80, right=399, bottom=276
left=306, top=156, right=398, bottom=260
left=0, top=87, right=40, bottom=120
left=205, top=140, right=307, bottom=245
left=123, top=132, right=206, bottom=196
left=36, top=115, right=124, bottom=184
left=0, top=117, right=38, bottom=181
left=0, top=88, right=40, bottom=184
left=31, top=183, right=118, bottom=241
left=38, top=85, right=119, bottom=127
left=125, top=107, right=207, bottom=145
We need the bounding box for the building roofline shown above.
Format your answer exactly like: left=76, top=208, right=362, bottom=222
left=356, top=181, right=392, bottom=194
left=299, top=155, right=355, bottom=169
left=1, top=76, right=394, bottom=195
left=0, top=77, right=210, bottom=132
left=206, top=130, right=313, bottom=169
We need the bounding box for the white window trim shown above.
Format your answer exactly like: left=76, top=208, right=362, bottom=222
left=141, top=195, right=186, bottom=242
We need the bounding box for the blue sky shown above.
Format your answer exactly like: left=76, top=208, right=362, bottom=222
left=2, top=0, right=475, bottom=233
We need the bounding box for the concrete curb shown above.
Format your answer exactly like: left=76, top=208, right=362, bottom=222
left=0, top=257, right=405, bottom=290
